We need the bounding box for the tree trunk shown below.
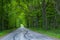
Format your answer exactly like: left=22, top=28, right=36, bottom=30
left=42, top=0, right=48, bottom=30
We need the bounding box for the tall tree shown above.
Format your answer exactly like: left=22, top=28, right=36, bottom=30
left=42, top=0, right=48, bottom=29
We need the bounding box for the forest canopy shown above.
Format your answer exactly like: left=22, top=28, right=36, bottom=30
left=0, top=0, right=60, bottom=32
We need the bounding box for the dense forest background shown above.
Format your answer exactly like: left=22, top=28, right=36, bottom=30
left=0, top=0, right=60, bottom=37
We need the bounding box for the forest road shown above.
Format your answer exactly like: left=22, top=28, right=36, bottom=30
left=0, top=27, right=59, bottom=40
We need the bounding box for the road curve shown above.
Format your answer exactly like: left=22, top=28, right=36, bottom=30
left=0, top=27, right=58, bottom=40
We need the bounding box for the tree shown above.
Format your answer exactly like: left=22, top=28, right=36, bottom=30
left=42, top=0, right=48, bottom=29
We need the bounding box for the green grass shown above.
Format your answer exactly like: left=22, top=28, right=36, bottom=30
left=29, top=27, right=60, bottom=39
left=0, top=28, right=16, bottom=37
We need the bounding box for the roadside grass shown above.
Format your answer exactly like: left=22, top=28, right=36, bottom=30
left=29, top=27, right=60, bottom=39
left=0, top=28, right=16, bottom=37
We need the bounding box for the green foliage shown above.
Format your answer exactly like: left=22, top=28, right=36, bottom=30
left=0, top=0, right=60, bottom=38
